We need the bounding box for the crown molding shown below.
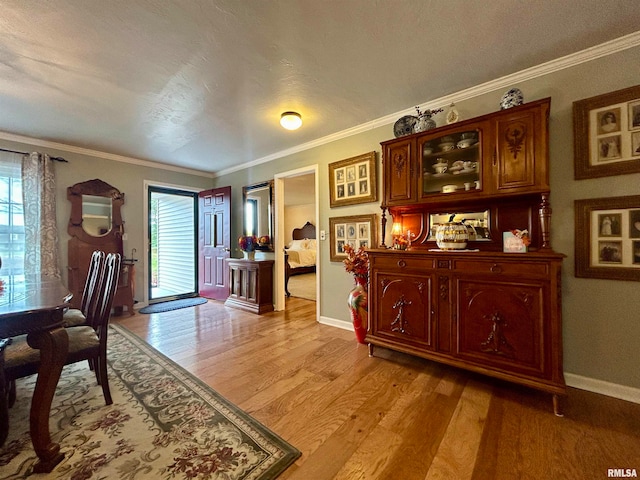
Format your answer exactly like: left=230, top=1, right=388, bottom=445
left=216, top=31, right=640, bottom=177
left=0, top=130, right=214, bottom=178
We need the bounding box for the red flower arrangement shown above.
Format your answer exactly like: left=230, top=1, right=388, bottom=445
left=343, top=244, right=369, bottom=284
left=393, top=233, right=410, bottom=250
left=238, top=235, right=258, bottom=252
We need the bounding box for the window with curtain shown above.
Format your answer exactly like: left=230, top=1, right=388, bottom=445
left=0, top=151, right=60, bottom=282
left=0, top=153, right=25, bottom=282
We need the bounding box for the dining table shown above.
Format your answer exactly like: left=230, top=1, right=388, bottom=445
left=0, top=274, right=71, bottom=473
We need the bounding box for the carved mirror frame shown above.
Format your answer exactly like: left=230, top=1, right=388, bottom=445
left=68, top=178, right=125, bottom=250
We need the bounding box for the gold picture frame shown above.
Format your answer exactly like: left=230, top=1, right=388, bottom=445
left=329, top=214, right=377, bottom=262
left=329, top=151, right=378, bottom=207
left=575, top=195, right=640, bottom=281
left=573, top=84, right=640, bottom=179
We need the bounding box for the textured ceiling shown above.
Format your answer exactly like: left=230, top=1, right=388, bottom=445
left=1, top=1, right=639, bottom=174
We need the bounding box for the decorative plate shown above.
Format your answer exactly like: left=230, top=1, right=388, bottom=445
left=500, top=88, right=524, bottom=110
left=394, top=115, right=418, bottom=137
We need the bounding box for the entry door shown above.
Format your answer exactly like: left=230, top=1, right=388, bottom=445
left=198, top=186, right=231, bottom=300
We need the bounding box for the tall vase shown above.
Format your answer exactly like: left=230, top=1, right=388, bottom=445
left=347, top=276, right=368, bottom=344
left=413, top=114, right=436, bottom=133
left=243, top=250, right=255, bottom=260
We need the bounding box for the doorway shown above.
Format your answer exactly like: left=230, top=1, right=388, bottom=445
left=147, top=186, right=198, bottom=303
left=274, top=166, right=319, bottom=314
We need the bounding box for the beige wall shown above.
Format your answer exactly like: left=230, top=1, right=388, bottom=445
left=1, top=45, right=639, bottom=396
left=214, top=45, right=640, bottom=394
left=284, top=204, right=315, bottom=245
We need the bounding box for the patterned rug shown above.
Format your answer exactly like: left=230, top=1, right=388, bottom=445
left=0, top=325, right=300, bottom=479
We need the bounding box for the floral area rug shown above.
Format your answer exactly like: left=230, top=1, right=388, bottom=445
left=0, top=324, right=300, bottom=479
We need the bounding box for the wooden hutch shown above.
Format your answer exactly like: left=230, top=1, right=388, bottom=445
left=368, top=98, right=567, bottom=415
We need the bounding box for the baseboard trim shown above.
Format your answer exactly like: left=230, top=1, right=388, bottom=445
left=318, top=316, right=640, bottom=405
left=318, top=316, right=352, bottom=331
left=565, top=373, right=640, bottom=405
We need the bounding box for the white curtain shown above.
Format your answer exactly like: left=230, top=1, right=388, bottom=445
left=22, top=152, right=60, bottom=278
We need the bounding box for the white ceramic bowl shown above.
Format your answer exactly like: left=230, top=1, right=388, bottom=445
left=439, top=143, right=456, bottom=152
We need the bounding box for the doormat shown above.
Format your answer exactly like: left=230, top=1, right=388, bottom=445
left=139, top=297, right=208, bottom=314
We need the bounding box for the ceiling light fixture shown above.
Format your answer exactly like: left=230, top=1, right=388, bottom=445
left=280, top=111, right=302, bottom=130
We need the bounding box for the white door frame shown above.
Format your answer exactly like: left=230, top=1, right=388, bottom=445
left=274, top=165, right=319, bottom=315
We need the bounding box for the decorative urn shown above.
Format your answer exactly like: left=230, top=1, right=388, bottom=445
left=435, top=215, right=469, bottom=250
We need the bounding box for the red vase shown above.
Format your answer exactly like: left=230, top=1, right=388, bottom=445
left=347, top=276, right=368, bottom=344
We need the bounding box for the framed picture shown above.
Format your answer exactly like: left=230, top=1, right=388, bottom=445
left=329, top=214, right=377, bottom=262
left=329, top=151, right=378, bottom=207
left=574, top=84, right=640, bottom=179
left=575, top=195, right=640, bottom=281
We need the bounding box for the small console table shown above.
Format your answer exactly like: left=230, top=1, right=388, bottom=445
left=224, top=259, right=274, bottom=314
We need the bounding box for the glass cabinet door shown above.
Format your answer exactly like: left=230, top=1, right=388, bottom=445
left=419, top=128, right=483, bottom=197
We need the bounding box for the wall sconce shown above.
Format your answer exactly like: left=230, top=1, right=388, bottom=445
left=280, top=111, right=302, bottom=130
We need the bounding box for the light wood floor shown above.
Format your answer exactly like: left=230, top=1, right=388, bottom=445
left=113, top=298, right=640, bottom=480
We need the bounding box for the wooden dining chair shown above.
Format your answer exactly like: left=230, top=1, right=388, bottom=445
left=4, top=253, right=122, bottom=407
left=62, top=250, right=105, bottom=327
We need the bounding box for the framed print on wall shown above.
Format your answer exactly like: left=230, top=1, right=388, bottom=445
left=575, top=195, right=640, bottom=281
left=329, top=151, right=378, bottom=207
left=573, top=84, right=640, bottom=179
left=329, top=214, right=377, bottom=262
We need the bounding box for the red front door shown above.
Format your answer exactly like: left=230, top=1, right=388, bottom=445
left=198, top=186, right=231, bottom=300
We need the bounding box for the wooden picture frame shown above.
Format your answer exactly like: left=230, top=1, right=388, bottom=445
left=329, top=214, right=376, bottom=262
left=329, top=151, right=377, bottom=207
left=575, top=195, right=640, bottom=281
left=574, top=84, right=640, bottom=179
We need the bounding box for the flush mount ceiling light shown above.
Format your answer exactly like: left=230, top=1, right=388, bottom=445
left=280, top=111, right=302, bottom=130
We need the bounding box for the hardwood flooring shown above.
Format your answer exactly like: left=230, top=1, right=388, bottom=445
left=113, top=297, right=640, bottom=480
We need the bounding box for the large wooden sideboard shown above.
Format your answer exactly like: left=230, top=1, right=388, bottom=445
left=367, top=249, right=565, bottom=414
left=370, top=98, right=567, bottom=414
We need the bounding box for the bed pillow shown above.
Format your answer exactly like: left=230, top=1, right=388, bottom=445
left=307, top=239, right=317, bottom=250
left=289, top=239, right=309, bottom=250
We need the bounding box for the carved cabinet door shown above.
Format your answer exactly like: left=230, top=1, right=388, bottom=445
left=383, top=138, right=416, bottom=205
left=455, top=277, right=547, bottom=378
left=492, top=101, right=549, bottom=194
left=370, top=272, right=434, bottom=349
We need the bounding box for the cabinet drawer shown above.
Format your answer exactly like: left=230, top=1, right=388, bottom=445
left=452, top=259, right=549, bottom=277
left=370, top=254, right=435, bottom=272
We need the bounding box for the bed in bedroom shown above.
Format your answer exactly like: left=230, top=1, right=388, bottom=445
left=285, top=221, right=316, bottom=297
